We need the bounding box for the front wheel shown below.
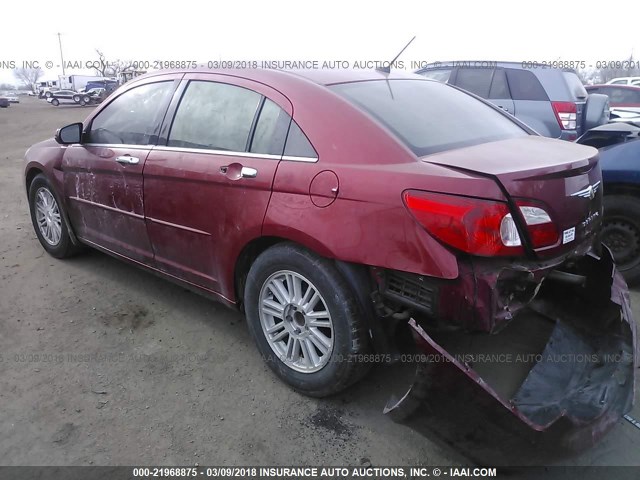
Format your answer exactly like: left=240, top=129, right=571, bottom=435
left=244, top=243, right=370, bottom=397
left=28, top=174, right=80, bottom=258
left=602, top=195, right=640, bottom=285
left=51, top=98, right=59, bottom=106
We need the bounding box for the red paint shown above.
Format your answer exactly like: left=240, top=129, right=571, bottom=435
left=24, top=68, right=601, bottom=306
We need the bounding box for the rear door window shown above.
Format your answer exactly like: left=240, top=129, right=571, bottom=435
left=249, top=98, right=291, bottom=156
left=505, top=69, right=549, bottom=101
left=283, top=121, right=317, bottom=158
left=454, top=68, right=493, bottom=98
left=168, top=81, right=261, bottom=151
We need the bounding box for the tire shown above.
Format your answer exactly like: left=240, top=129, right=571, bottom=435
left=244, top=243, right=370, bottom=397
left=44, top=91, right=52, bottom=98
left=73, top=95, right=80, bottom=103
left=80, top=99, right=87, bottom=106
left=602, top=195, right=640, bottom=285
left=28, top=174, right=80, bottom=259
left=51, top=98, right=59, bottom=106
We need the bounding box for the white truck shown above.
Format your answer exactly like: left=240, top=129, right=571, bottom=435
left=58, top=75, right=116, bottom=92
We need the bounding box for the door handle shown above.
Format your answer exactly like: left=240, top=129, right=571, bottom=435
left=219, top=164, right=257, bottom=179
left=115, top=155, right=140, bottom=165
left=240, top=167, right=257, bottom=178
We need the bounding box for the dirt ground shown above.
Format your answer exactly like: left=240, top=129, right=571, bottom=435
left=0, top=97, right=639, bottom=469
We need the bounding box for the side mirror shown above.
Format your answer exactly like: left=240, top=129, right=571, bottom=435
left=55, top=122, right=83, bottom=145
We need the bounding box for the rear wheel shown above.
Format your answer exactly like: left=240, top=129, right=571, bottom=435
left=28, top=174, right=80, bottom=258
left=244, top=243, right=370, bottom=397
left=73, top=94, right=80, bottom=103
left=602, top=195, right=640, bottom=284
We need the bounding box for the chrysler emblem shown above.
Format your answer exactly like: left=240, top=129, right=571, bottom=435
left=571, top=181, right=600, bottom=200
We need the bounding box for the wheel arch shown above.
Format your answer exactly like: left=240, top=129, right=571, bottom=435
left=25, top=166, right=44, bottom=193
left=26, top=169, right=81, bottom=247
left=232, top=235, right=389, bottom=353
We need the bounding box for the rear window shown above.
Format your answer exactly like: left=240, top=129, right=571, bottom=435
left=329, top=80, right=527, bottom=156
left=562, top=72, right=588, bottom=100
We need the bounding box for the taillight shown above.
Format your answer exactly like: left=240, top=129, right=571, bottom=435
left=403, top=191, right=559, bottom=256
left=500, top=203, right=559, bottom=249
left=551, top=101, right=577, bottom=130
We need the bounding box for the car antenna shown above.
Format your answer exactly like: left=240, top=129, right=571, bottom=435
left=377, top=36, right=416, bottom=74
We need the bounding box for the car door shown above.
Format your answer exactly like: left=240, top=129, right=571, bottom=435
left=143, top=74, right=293, bottom=295
left=62, top=78, right=179, bottom=263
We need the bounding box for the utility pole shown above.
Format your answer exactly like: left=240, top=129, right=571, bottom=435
left=58, top=33, right=65, bottom=76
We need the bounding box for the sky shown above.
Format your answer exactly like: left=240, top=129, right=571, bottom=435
left=0, top=0, right=637, bottom=85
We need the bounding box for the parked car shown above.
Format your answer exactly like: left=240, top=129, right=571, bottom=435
left=416, top=61, right=610, bottom=141
left=24, top=69, right=635, bottom=450
left=577, top=120, right=640, bottom=283
left=585, top=84, right=640, bottom=118
left=3, top=93, right=20, bottom=103
left=606, top=77, right=640, bottom=86
left=0, top=97, right=9, bottom=108
left=47, top=90, right=80, bottom=106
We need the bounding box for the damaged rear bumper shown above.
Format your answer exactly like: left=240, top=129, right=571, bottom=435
left=384, top=247, right=637, bottom=461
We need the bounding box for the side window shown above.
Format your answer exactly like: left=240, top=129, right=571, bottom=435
left=454, top=68, right=493, bottom=98
left=284, top=121, right=317, bottom=159
left=610, top=80, right=626, bottom=85
left=168, top=81, right=261, bottom=151
left=505, top=69, right=549, bottom=101
left=249, top=99, right=291, bottom=156
left=420, top=69, right=452, bottom=83
left=86, top=81, right=173, bottom=145
left=488, top=69, right=510, bottom=99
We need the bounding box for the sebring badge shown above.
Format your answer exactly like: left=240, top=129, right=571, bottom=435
left=571, top=181, right=601, bottom=200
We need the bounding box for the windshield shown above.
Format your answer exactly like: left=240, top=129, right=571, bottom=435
left=329, top=79, right=528, bottom=156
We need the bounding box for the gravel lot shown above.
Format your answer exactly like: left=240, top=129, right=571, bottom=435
left=0, top=97, right=638, bottom=469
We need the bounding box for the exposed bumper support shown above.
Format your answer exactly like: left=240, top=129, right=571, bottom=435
left=385, top=247, right=637, bottom=463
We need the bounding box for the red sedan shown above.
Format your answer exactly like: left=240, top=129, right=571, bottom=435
left=24, top=68, right=635, bottom=452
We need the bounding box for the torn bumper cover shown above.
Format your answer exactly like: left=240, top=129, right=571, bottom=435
left=385, top=247, right=637, bottom=457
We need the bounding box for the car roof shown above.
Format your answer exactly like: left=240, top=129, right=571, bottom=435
left=415, top=60, right=578, bottom=72
left=131, top=67, right=425, bottom=87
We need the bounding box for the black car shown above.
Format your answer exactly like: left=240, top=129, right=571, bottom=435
left=0, top=97, right=9, bottom=108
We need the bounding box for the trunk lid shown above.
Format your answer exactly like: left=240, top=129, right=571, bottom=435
left=421, top=136, right=602, bottom=257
